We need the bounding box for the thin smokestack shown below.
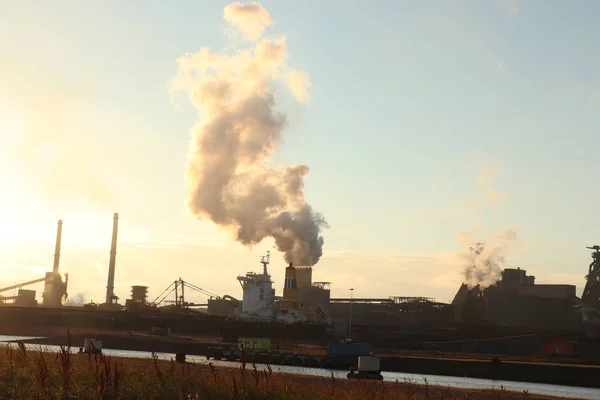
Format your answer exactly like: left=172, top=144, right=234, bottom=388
left=52, top=220, right=63, bottom=273
left=105, top=213, right=119, bottom=304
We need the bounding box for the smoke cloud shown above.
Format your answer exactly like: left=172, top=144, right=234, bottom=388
left=170, top=3, right=327, bottom=266
left=458, top=228, right=519, bottom=288
left=65, top=292, right=86, bottom=307
left=223, top=2, right=274, bottom=41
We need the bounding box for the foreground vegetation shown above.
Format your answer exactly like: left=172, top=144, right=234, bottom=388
left=0, top=342, right=560, bottom=400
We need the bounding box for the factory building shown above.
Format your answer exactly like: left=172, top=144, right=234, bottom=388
left=326, top=296, right=455, bottom=328
left=207, top=296, right=239, bottom=316
left=125, top=286, right=149, bottom=310
left=452, top=268, right=584, bottom=330
left=15, top=290, right=37, bottom=307
left=294, top=267, right=330, bottom=323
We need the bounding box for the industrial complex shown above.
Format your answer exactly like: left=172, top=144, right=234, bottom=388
left=1, top=213, right=600, bottom=352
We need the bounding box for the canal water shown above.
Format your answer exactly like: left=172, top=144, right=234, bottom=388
left=1, top=336, right=599, bottom=399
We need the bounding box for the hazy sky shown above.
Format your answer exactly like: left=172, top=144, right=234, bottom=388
left=1, top=0, right=599, bottom=306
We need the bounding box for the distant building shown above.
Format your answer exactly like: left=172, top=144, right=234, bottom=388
left=453, top=268, right=584, bottom=330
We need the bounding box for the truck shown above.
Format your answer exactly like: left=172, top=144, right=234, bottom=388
left=347, top=356, right=384, bottom=380
left=238, top=337, right=272, bottom=352
left=324, top=341, right=374, bottom=368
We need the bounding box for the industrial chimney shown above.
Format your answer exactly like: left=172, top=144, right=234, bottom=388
left=42, top=219, right=67, bottom=307
left=52, top=220, right=63, bottom=273
left=105, top=213, right=119, bottom=305
left=282, top=263, right=298, bottom=307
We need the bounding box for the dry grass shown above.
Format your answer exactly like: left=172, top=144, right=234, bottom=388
left=0, top=340, right=564, bottom=400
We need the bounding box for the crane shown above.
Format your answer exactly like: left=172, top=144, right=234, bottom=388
left=0, top=277, right=48, bottom=295
left=151, top=278, right=223, bottom=308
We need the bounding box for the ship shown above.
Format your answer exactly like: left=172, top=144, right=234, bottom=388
left=235, top=252, right=321, bottom=324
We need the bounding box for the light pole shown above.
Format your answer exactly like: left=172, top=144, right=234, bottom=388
left=348, top=288, right=354, bottom=339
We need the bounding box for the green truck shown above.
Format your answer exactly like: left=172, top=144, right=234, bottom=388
left=238, top=337, right=272, bottom=351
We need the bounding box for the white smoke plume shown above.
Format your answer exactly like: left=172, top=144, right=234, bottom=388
left=65, top=292, right=86, bottom=307
left=170, top=3, right=327, bottom=266
left=223, top=2, right=274, bottom=41
left=458, top=229, right=519, bottom=288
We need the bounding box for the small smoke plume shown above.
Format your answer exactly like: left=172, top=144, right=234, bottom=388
left=458, top=229, right=519, bottom=288
left=223, top=2, right=274, bottom=41
left=170, top=3, right=327, bottom=266
left=65, top=292, right=86, bottom=307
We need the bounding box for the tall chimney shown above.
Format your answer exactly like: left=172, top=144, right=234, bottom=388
left=105, top=213, right=119, bottom=304
left=52, top=220, right=63, bottom=273
left=282, top=263, right=298, bottom=307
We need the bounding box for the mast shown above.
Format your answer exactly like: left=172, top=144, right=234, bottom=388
left=260, top=250, right=270, bottom=275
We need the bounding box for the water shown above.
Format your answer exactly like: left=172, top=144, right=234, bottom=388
left=0, top=335, right=45, bottom=342
left=1, top=336, right=599, bottom=399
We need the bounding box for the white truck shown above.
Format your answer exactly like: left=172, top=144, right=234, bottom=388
left=346, top=355, right=383, bottom=380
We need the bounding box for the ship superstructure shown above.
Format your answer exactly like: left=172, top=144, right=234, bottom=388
left=236, top=252, right=276, bottom=321
left=236, top=252, right=304, bottom=323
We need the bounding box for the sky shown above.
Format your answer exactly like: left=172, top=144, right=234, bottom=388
left=1, top=0, right=600, bottom=306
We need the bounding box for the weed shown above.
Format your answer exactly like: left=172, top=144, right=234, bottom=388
left=0, top=344, right=550, bottom=400
left=58, top=344, right=72, bottom=398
